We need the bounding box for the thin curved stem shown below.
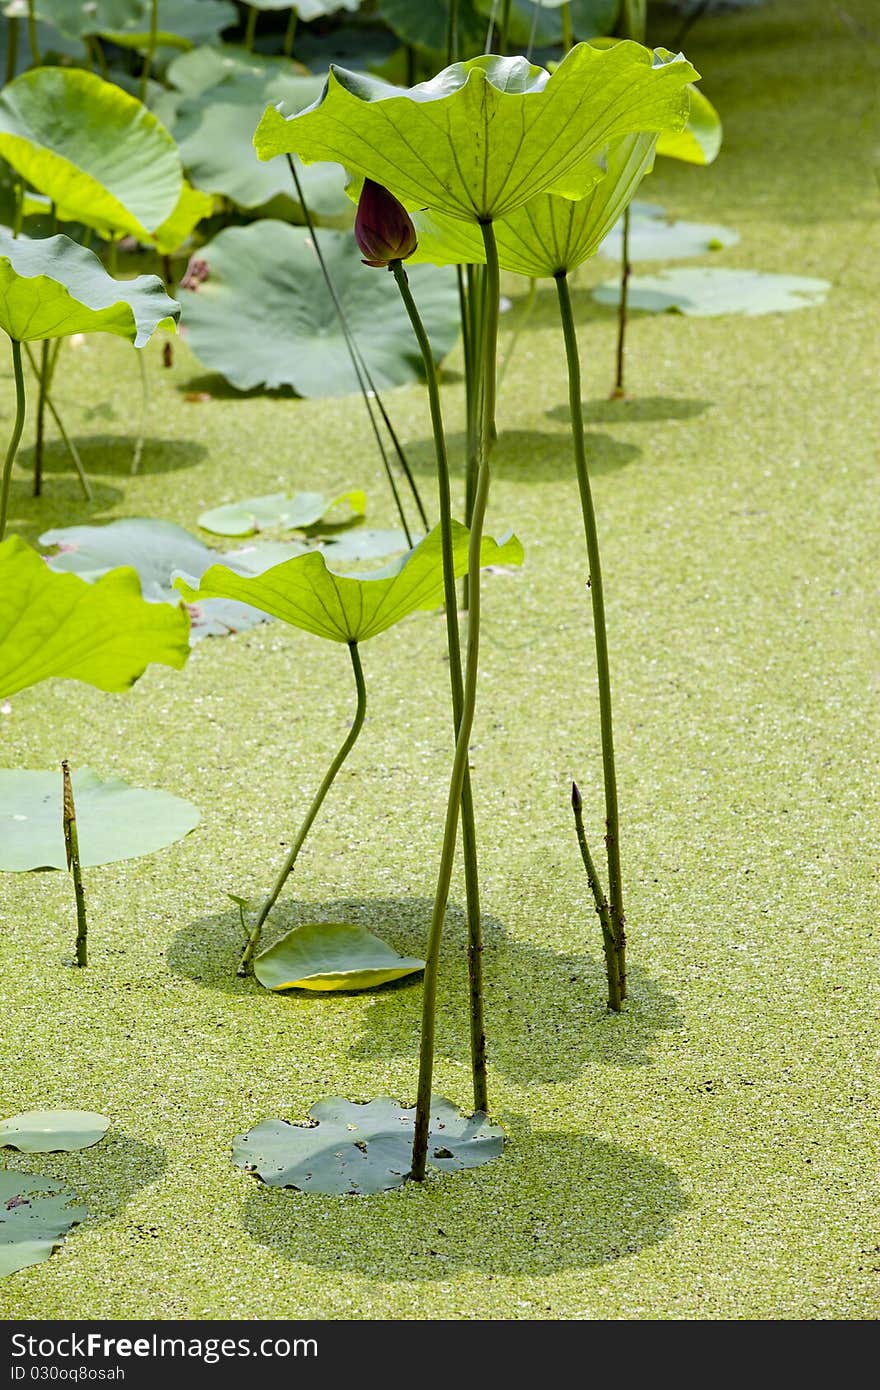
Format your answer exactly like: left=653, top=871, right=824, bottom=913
left=571, top=781, right=620, bottom=1011
left=23, top=343, right=91, bottom=500
left=33, top=338, right=48, bottom=496
left=0, top=339, right=26, bottom=542
left=411, top=220, right=499, bottom=1181
left=62, top=761, right=88, bottom=968
left=612, top=204, right=631, bottom=398
left=499, top=0, right=512, bottom=54
left=140, top=0, right=158, bottom=102
left=391, top=259, right=488, bottom=1114
left=555, top=270, right=626, bottom=1003
left=446, top=0, right=459, bottom=64
left=237, top=640, right=367, bottom=977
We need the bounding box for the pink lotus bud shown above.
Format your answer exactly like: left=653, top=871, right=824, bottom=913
left=354, top=178, right=418, bottom=268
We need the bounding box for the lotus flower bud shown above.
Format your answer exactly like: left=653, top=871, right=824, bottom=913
left=354, top=178, right=418, bottom=268
left=571, top=781, right=582, bottom=813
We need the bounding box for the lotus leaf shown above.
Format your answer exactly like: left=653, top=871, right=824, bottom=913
left=0, top=231, right=179, bottom=345
left=249, top=1, right=362, bottom=12
left=174, top=521, right=523, bottom=644
left=178, top=220, right=460, bottom=396
left=592, top=267, right=831, bottom=316
left=0, top=1170, right=87, bottom=1278
left=319, top=527, right=411, bottom=563
left=0, top=1111, right=109, bottom=1152
left=29, top=0, right=236, bottom=47
left=197, top=489, right=365, bottom=538
left=598, top=205, right=739, bottom=261
left=0, top=768, right=200, bottom=871
left=253, top=922, right=425, bottom=992
left=254, top=42, right=698, bottom=224
left=657, top=85, right=722, bottom=164
left=0, top=535, right=190, bottom=700
left=377, top=0, right=485, bottom=57
left=0, top=68, right=182, bottom=241
left=232, top=1096, right=504, bottom=1194
left=474, top=0, right=621, bottom=46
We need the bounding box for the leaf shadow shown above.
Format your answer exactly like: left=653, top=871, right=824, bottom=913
left=177, top=372, right=297, bottom=402
left=0, top=481, right=124, bottom=550
left=24, top=435, right=209, bottom=477
left=168, top=896, right=682, bottom=1078
left=238, top=1114, right=689, bottom=1281
left=1, top=1131, right=167, bottom=1234
left=546, top=396, right=714, bottom=426
left=406, top=428, right=641, bottom=483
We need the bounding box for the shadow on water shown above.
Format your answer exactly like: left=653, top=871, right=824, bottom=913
left=405, top=428, right=642, bottom=484
left=169, top=896, right=682, bottom=1078
left=546, top=396, right=714, bottom=426
left=1, top=1132, right=167, bottom=1229
left=25, top=435, right=209, bottom=477
left=239, top=1113, right=689, bottom=1280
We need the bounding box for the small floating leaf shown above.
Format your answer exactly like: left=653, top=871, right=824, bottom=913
left=0, top=1170, right=87, bottom=1278
left=254, top=922, right=425, bottom=992
left=0, top=768, right=200, bottom=871
left=232, top=1096, right=504, bottom=1194
left=592, top=267, right=831, bottom=316
left=197, top=490, right=366, bottom=538
left=598, top=207, right=739, bottom=262
left=0, top=1110, right=109, bottom=1153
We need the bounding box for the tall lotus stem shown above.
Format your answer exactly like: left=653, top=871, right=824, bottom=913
left=561, top=3, right=574, bottom=52
left=391, top=258, right=488, bottom=1115
left=612, top=204, right=632, bottom=399
left=0, top=339, right=26, bottom=542
left=5, top=16, right=19, bottom=84
left=411, top=220, right=500, bottom=1181
left=140, top=0, right=158, bottom=102
left=237, top=641, right=367, bottom=976
left=446, top=0, right=460, bottom=64
left=62, top=761, right=88, bottom=968
left=244, top=5, right=258, bottom=52
left=23, top=344, right=91, bottom=501
left=283, top=9, right=297, bottom=58
left=26, top=1, right=40, bottom=66
left=572, top=781, right=620, bottom=1010
left=554, top=270, right=626, bottom=1004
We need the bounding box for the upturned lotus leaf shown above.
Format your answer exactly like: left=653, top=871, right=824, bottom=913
left=0, top=231, right=179, bottom=344
left=254, top=42, right=698, bottom=224
left=253, top=921, right=425, bottom=992
left=0, top=535, right=190, bottom=700
left=0, top=1110, right=109, bottom=1152
left=233, top=1096, right=504, bottom=1194
left=174, top=521, right=524, bottom=644
left=0, top=1170, right=87, bottom=1278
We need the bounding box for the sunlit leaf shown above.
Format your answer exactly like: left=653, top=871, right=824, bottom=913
left=233, top=1095, right=504, bottom=1194
left=178, top=220, right=459, bottom=396
left=0, top=1170, right=86, bottom=1279
left=0, top=535, right=190, bottom=700
left=198, top=489, right=366, bottom=538
left=174, top=521, right=523, bottom=644
left=0, top=1111, right=109, bottom=1152
left=592, top=267, right=831, bottom=316
left=254, top=922, right=425, bottom=992
left=0, top=231, right=179, bottom=344
left=656, top=85, right=722, bottom=164
left=0, top=768, right=200, bottom=871
left=254, top=42, right=698, bottom=224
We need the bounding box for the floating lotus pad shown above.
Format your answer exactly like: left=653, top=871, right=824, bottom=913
left=0, top=768, right=200, bottom=872
left=0, top=231, right=179, bottom=346
left=0, top=535, right=190, bottom=701
left=197, top=490, right=366, bottom=538
left=592, top=267, right=831, bottom=316
left=175, top=522, right=524, bottom=644
left=254, top=922, right=425, bottom=992
left=178, top=221, right=460, bottom=396
left=0, top=1110, right=110, bottom=1152
left=0, top=1170, right=87, bottom=1279
left=233, top=1096, right=504, bottom=1194
left=598, top=206, right=739, bottom=262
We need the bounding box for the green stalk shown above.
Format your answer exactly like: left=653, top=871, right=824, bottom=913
left=391, top=259, right=488, bottom=1114
left=33, top=338, right=49, bottom=497
left=244, top=4, right=258, bottom=52
left=27, top=1, right=40, bottom=66
left=23, top=343, right=91, bottom=501
left=283, top=10, right=297, bottom=59
left=62, top=761, right=88, bottom=968
left=5, top=16, right=19, bottom=85
left=446, top=0, right=460, bottom=64
left=131, top=349, right=148, bottom=475
left=0, top=339, right=26, bottom=542
left=612, top=204, right=631, bottom=399
left=571, top=781, right=620, bottom=1010
left=411, top=220, right=500, bottom=1181
left=140, top=0, right=158, bottom=102
left=561, top=2, right=574, bottom=52
left=499, top=0, right=512, bottom=54
left=237, top=640, right=367, bottom=977
left=555, top=270, right=626, bottom=1002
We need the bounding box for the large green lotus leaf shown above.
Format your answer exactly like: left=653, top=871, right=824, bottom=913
left=412, top=131, right=657, bottom=275
left=0, top=1170, right=87, bottom=1278
left=598, top=205, right=739, bottom=261
left=178, top=220, right=459, bottom=395
left=0, top=535, right=190, bottom=700
left=249, top=1, right=362, bottom=12
left=39, top=518, right=308, bottom=643
left=0, top=767, right=200, bottom=871
left=474, top=0, right=620, bottom=46
left=30, top=0, right=235, bottom=46
left=592, top=267, right=831, bottom=316
left=175, top=521, right=523, bottom=643
left=0, top=231, right=179, bottom=344
left=167, top=43, right=305, bottom=97
left=657, top=84, right=722, bottom=165
left=378, top=0, right=485, bottom=57
left=233, top=1096, right=504, bottom=1194
left=0, top=1111, right=109, bottom=1152
left=254, top=42, right=698, bottom=224
left=254, top=922, right=425, bottom=992
left=198, top=490, right=365, bottom=538
left=0, top=68, right=182, bottom=240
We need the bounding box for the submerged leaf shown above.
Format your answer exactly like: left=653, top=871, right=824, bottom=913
left=0, top=1111, right=109, bottom=1153
left=232, top=1096, right=504, bottom=1194
left=197, top=490, right=366, bottom=538
left=592, top=267, right=831, bottom=316
left=174, top=521, right=524, bottom=644
left=0, top=768, right=200, bottom=872
left=0, top=231, right=179, bottom=345
left=0, top=1170, right=87, bottom=1279
left=0, top=535, right=190, bottom=700
left=254, top=921, right=425, bottom=992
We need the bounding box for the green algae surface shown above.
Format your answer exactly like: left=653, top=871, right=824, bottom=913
left=0, top=0, right=878, bottom=1318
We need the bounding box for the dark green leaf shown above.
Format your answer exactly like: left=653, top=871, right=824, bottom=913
left=0, top=1170, right=87, bottom=1279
